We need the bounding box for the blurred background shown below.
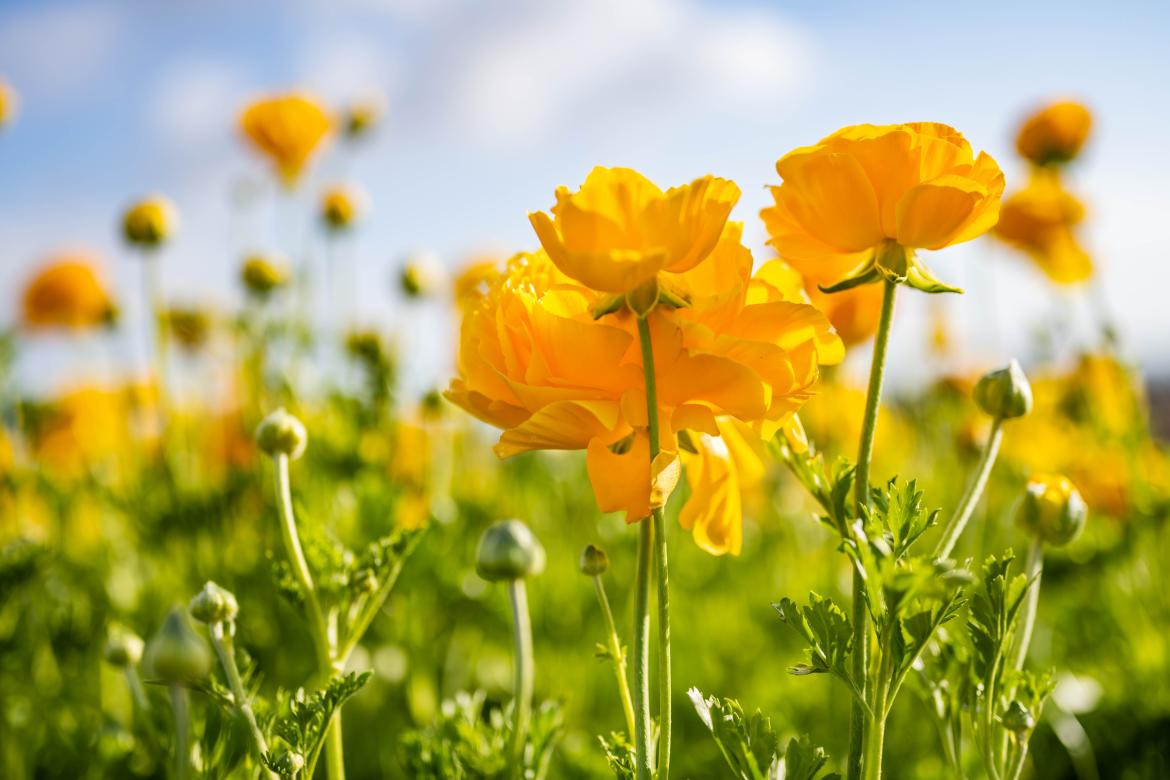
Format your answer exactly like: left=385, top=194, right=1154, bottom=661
left=2, top=0, right=1169, bottom=402
left=2, top=2, right=1170, bottom=779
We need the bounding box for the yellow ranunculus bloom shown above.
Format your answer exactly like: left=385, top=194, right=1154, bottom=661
left=761, top=123, right=1004, bottom=291
left=994, top=174, right=1092, bottom=284
left=122, top=196, right=178, bottom=248
left=1016, top=100, right=1092, bottom=167
left=453, top=257, right=501, bottom=310
left=21, top=255, right=117, bottom=331
left=755, top=258, right=885, bottom=348
left=321, top=185, right=362, bottom=231
left=529, top=167, right=740, bottom=293
left=447, top=224, right=841, bottom=548
left=0, top=78, right=17, bottom=129
left=678, top=419, right=766, bottom=556
left=29, top=385, right=133, bottom=478
left=240, top=93, right=332, bottom=184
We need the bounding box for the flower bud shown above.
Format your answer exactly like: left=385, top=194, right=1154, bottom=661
left=399, top=252, right=446, bottom=299
left=476, top=519, right=545, bottom=581
left=973, top=360, right=1033, bottom=419
left=122, top=197, right=177, bottom=248
left=241, top=254, right=289, bottom=298
left=256, top=408, right=308, bottom=460
left=145, top=608, right=211, bottom=683
left=271, top=750, right=305, bottom=776
left=1002, top=700, right=1035, bottom=733
left=578, top=544, right=609, bottom=576
left=189, top=581, right=239, bottom=624
left=1017, top=474, right=1088, bottom=547
left=321, top=186, right=362, bottom=232
left=104, top=625, right=144, bottom=667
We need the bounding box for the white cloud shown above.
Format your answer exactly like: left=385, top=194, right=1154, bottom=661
left=414, top=0, right=811, bottom=146
left=0, top=4, right=123, bottom=100
left=148, top=59, right=244, bottom=149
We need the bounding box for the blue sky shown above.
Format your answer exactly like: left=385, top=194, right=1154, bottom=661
left=2, top=0, right=1169, bottom=397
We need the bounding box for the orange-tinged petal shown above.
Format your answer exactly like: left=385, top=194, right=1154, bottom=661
left=896, top=176, right=984, bottom=249
left=774, top=150, right=885, bottom=251
left=587, top=433, right=652, bottom=522
left=495, top=400, right=625, bottom=457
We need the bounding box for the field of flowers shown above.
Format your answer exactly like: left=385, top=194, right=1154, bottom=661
left=2, top=63, right=1169, bottom=780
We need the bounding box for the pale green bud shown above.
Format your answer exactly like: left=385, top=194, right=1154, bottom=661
left=146, top=608, right=211, bottom=683
left=256, top=408, right=307, bottom=460
left=578, top=544, right=609, bottom=576
left=189, top=581, right=239, bottom=624
left=476, top=519, right=545, bottom=581
left=1017, top=474, right=1088, bottom=547
left=974, top=360, right=1033, bottom=419
left=104, top=625, right=144, bottom=667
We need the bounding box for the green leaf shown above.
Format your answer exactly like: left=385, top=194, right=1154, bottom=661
left=779, top=734, right=839, bottom=780
left=687, top=688, right=781, bottom=780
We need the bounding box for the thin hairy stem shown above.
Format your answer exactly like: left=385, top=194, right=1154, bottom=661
left=209, top=622, right=271, bottom=768
left=632, top=513, right=654, bottom=779
left=594, top=574, right=637, bottom=739
left=935, top=417, right=1005, bottom=560
left=1012, top=538, right=1044, bottom=672
left=508, top=579, right=535, bottom=773
left=170, top=684, right=190, bottom=780
left=849, top=278, right=897, bottom=780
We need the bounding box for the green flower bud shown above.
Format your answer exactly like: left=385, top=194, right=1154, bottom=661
left=973, top=359, right=1033, bottom=419
left=476, top=519, right=545, bottom=581
left=1002, top=700, right=1035, bottom=733
left=145, top=608, right=211, bottom=683
left=189, top=581, right=239, bottom=624
left=578, top=544, right=609, bottom=576
left=241, top=254, right=289, bottom=298
left=271, top=750, right=305, bottom=776
left=256, top=408, right=308, bottom=460
left=1017, top=474, right=1088, bottom=547
left=104, top=625, right=144, bottom=667
left=122, top=197, right=177, bottom=248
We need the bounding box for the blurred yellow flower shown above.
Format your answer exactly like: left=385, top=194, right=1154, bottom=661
left=321, top=185, right=362, bottom=231
left=122, top=196, right=178, bottom=249
left=240, top=93, right=332, bottom=184
left=761, top=122, right=1004, bottom=291
left=0, top=78, right=17, bottom=129
left=453, top=257, right=501, bottom=310
left=166, top=306, right=211, bottom=351
left=21, top=255, right=117, bottom=331
left=994, top=174, right=1092, bottom=284
left=529, top=167, right=740, bottom=293
left=240, top=254, right=290, bottom=298
left=677, top=419, right=766, bottom=556
left=29, top=385, right=133, bottom=478
left=1016, top=100, right=1092, bottom=167
left=447, top=224, right=841, bottom=540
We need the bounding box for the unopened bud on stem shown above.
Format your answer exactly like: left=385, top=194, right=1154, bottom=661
left=1017, top=474, right=1087, bottom=547
left=255, top=408, right=308, bottom=460
left=974, top=360, right=1033, bottom=419
left=189, top=581, right=239, bottom=624
left=579, top=544, right=609, bottom=576
left=476, top=519, right=546, bottom=581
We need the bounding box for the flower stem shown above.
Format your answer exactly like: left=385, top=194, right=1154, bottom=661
left=169, top=684, right=190, bottom=780
left=850, top=278, right=897, bottom=780
left=508, top=578, right=535, bottom=773
left=632, top=508, right=654, bottom=779
left=142, top=249, right=170, bottom=426
left=594, top=573, right=637, bottom=740
left=934, top=416, right=1005, bottom=560
left=636, top=314, right=671, bottom=780
left=209, top=622, right=271, bottom=767
left=1012, top=537, right=1044, bottom=672
left=125, top=665, right=150, bottom=713
left=272, top=454, right=345, bottom=780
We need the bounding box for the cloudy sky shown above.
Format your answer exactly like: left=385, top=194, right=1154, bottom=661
left=2, top=0, right=1169, bottom=396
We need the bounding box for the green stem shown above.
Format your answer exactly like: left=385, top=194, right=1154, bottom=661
left=336, top=553, right=410, bottom=664
left=143, top=250, right=170, bottom=424
left=209, top=622, right=272, bottom=768
left=170, top=684, right=190, bottom=780
left=272, top=454, right=345, bottom=780
left=849, top=278, right=897, bottom=780
left=125, top=665, right=150, bottom=713
left=636, top=314, right=671, bottom=780
left=508, top=579, right=534, bottom=773
left=632, top=512, right=654, bottom=779
left=594, top=574, right=637, bottom=740
left=1012, top=538, right=1044, bottom=672
left=934, top=417, right=1005, bottom=560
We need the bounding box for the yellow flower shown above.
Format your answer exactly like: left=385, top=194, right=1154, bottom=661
left=166, top=306, right=212, bottom=351
left=321, top=185, right=362, bottom=231
left=0, top=78, right=17, bottom=129
left=1016, top=100, right=1092, bottom=167
left=677, top=419, right=766, bottom=556
left=454, top=257, right=502, bottom=310
left=240, top=93, right=332, bottom=184
left=994, top=174, right=1091, bottom=284
left=447, top=224, right=841, bottom=540
left=343, top=97, right=384, bottom=139
left=29, top=385, right=132, bottom=478
left=529, top=167, right=740, bottom=293
left=240, top=254, right=289, bottom=298
left=21, top=255, right=117, bottom=331
left=123, top=196, right=178, bottom=248
left=761, top=122, right=1004, bottom=292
